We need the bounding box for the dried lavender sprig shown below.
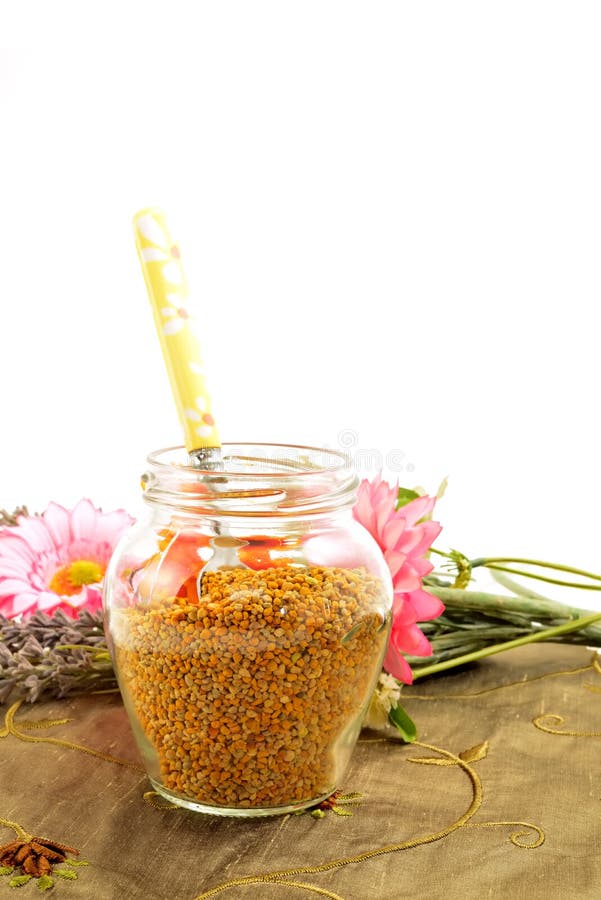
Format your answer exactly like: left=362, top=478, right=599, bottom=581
left=0, top=610, right=117, bottom=704
left=0, top=506, right=29, bottom=527
left=1, top=608, right=108, bottom=650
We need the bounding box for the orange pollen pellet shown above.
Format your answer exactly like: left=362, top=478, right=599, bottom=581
left=114, top=564, right=388, bottom=811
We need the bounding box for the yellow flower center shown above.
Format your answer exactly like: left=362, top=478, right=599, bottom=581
left=49, top=560, right=105, bottom=596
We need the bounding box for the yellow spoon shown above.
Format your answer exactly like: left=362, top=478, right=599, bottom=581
left=132, top=207, right=221, bottom=467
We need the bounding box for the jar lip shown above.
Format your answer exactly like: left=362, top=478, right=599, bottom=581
left=146, top=443, right=351, bottom=478
left=143, top=443, right=359, bottom=516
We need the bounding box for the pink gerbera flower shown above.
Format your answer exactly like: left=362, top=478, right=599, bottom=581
left=0, top=499, right=133, bottom=619
left=353, top=475, right=444, bottom=684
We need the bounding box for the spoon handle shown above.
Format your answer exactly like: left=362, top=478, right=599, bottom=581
left=133, top=207, right=221, bottom=456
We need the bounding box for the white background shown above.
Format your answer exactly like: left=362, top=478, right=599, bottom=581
left=1, top=4, right=600, bottom=609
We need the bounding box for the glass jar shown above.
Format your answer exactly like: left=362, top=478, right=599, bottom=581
left=104, top=443, right=392, bottom=816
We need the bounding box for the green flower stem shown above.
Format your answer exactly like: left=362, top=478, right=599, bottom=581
left=423, top=626, right=527, bottom=648
left=412, top=611, right=601, bottom=680
left=485, top=564, right=601, bottom=591
left=489, top=569, right=555, bottom=604
left=409, top=643, right=492, bottom=666
left=472, top=556, right=601, bottom=583
left=426, top=584, right=589, bottom=621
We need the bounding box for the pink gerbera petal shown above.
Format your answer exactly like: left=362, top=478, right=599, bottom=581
left=353, top=473, right=444, bottom=682
left=375, top=493, right=398, bottom=538
left=412, top=557, right=435, bottom=577
left=383, top=549, right=408, bottom=581
left=4, top=591, right=40, bottom=617
left=81, top=586, right=104, bottom=614
left=406, top=521, right=443, bottom=559
left=0, top=500, right=134, bottom=619
left=69, top=499, right=99, bottom=541
left=43, top=502, right=74, bottom=553
left=382, top=517, right=406, bottom=549
left=391, top=593, right=418, bottom=626
left=353, top=485, right=378, bottom=536
left=0, top=557, right=33, bottom=577
left=390, top=567, right=421, bottom=592
left=405, top=587, right=445, bottom=621
left=391, top=621, right=433, bottom=655
left=11, top=517, right=55, bottom=556
left=0, top=577, right=33, bottom=596
left=383, top=644, right=414, bottom=684
left=95, top=510, right=134, bottom=545
left=406, top=626, right=434, bottom=657
left=37, top=590, right=67, bottom=611
left=400, top=495, right=436, bottom=527
left=0, top=531, right=40, bottom=564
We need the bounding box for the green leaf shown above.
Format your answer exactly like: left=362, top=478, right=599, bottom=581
left=62, top=859, right=88, bottom=867
left=332, top=806, right=353, bottom=816
left=388, top=703, right=418, bottom=742
left=8, top=874, right=32, bottom=887
left=0, top=866, right=14, bottom=875
left=55, top=868, right=77, bottom=879
left=396, top=487, right=420, bottom=509
left=37, top=875, right=54, bottom=891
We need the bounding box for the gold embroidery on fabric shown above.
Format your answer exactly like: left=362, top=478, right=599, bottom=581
left=533, top=713, right=601, bottom=738
left=403, top=657, right=598, bottom=701
left=263, top=883, right=345, bottom=899
left=143, top=791, right=180, bottom=810
left=584, top=656, right=601, bottom=691
left=0, top=817, right=30, bottom=843
left=191, top=738, right=543, bottom=899
left=0, top=701, right=144, bottom=772
left=0, top=815, right=88, bottom=888
left=411, top=741, right=490, bottom=766
left=463, top=821, right=545, bottom=848
left=3, top=652, right=572, bottom=899
left=16, top=716, right=72, bottom=730
left=268, top=883, right=345, bottom=900
left=300, top=792, right=363, bottom=819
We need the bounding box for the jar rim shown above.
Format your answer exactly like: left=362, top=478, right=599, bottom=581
left=146, top=443, right=351, bottom=477
left=143, top=443, right=359, bottom=517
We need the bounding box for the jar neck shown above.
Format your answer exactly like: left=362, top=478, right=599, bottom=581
left=142, top=444, right=359, bottom=519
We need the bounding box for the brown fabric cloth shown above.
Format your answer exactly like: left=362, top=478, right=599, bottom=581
left=1, top=643, right=600, bottom=899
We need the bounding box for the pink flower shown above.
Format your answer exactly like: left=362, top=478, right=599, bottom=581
left=0, top=500, right=133, bottom=619
left=353, top=475, right=444, bottom=684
